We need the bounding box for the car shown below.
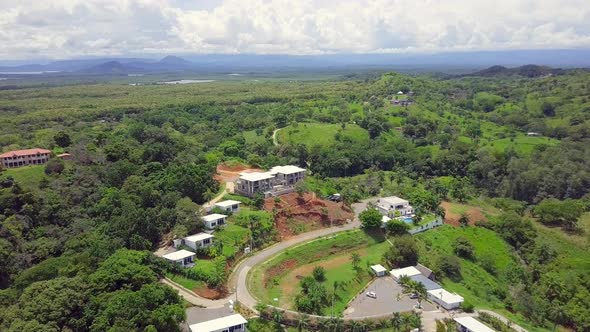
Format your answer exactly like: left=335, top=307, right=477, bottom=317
left=409, top=293, right=419, bottom=299
left=366, top=291, right=377, bottom=299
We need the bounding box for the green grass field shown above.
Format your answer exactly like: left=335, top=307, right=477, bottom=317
left=248, top=229, right=387, bottom=315
left=486, top=135, right=559, bottom=154
left=166, top=272, right=206, bottom=291
left=0, top=165, right=46, bottom=190
left=215, top=223, right=250, bottom=257
left=243, top=129, right=269, bottom=145
left=277, top=123, right=369, bottom=147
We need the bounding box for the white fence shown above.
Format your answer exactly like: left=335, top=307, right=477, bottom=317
left=408, top=217, right=444, bottom=235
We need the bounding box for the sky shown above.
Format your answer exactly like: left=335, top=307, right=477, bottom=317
left=0, top=0, right=589, bottom=60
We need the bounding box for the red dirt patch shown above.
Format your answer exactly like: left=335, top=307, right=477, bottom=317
left=264, top=259, right=298, bottom=288
left=441, top=201, right=489, bottom=226
left=214, top=162, right=263, bottom=183
left=194, top=286, right=227, bottom=300
left=264, top=192, right=354, bottom=240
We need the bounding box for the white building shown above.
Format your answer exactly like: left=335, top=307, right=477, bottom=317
left=189, top=313, right=248, bottom=332
left=214, top=200, right=241, bottom=213
left=428, top=288, right=464, bottom=310
left=203, top=214, right=227, bottom=229
left=184, top=233, right=214, bottom=250
left=371, top=264, right=387, bottom=277
left=376, top=196, right=413, bottom=217
left=390, top=266, right=422, bottom=280
left=235, top=165, right=306, bottom=197
left=454, top=317, right=495, bottom=332
left=162, top=250, right=195, bottom=267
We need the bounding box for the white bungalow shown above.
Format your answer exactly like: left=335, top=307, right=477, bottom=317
left=390, top=266, right=422, bottom=280
left=202, top=213, right=227, bottom=229
left=189, top=313, right=248, bottom=332
left=427, top=288, right=464, bottom=310
left=214, top=200, right=241, bottom=213
left=184, top=233, right=214, bottom=250
left=376, top=196, right=413, bottom=217
left=454, top=317, right=495, bottom=332
left=162, top=250, right=195, bottom=267
left=371, top=264, right=387, bottom=277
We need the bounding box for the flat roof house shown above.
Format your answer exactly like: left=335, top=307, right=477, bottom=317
left=0, top=148, right=51, bottom=169
left=189, top=313, right=248, bottom=332
left=376, top=196, right=413, bottom=217
left=235, top=165, right=306, bottom=198
left=214, top=200, right=241, bottom=213
left=202, top=214, right=227, bottom=229
left=454, top=317, right=495, bottom=332
left=371, top=264, right=388, bottom=277
left=427, top=288, right=464, bottom=310
left=390, top=266, right=422, bottom=280
left=184, top=233, right=214, bottom=250
left=163, top=250, right=195, bottom=267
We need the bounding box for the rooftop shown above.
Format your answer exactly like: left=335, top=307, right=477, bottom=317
left=390, top=266, right=421, bottom=278
left=454, top=317, right=496, bottom=332
left=379, top=196, right=409, bottom=206
left=239, top=171, right=275, bottom=182
left=269, top=165, right=306, bottom=175
left=428, top=288, right=464, bottom=303
left=163, top=249, right=195, bottom=261
left=202, top=213, right=227, bottom=222
left=189, top=313, right=248, bottom=332
left=409, top=274, right=442, bottom=290
left=185, top=233, right=214, bottom=242
left=214, top=200, right=241, bottom=207
left=371, top=264, right=387, bottom=273
left=0, top=148, right=51, bottom=158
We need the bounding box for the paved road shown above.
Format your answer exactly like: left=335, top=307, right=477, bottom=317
left=272, top=128, right=281, bottom=146
left=164, top=199, right=370, bottom=310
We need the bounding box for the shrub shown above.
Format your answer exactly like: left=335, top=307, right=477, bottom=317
left=312, top=266, right=326, bottom=282
left=386, top=220, right=409, bottom=236
left=453, top=237, right=474, bottom=259
left=460, top=301, right=474, bottom=313
left=438, top=255, right=462, bottom=280
left=45, top=159, right=65, bottom=175
left=359, top=208, right=382, bottom=228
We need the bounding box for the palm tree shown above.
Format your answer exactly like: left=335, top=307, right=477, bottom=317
left=328, top=317, right=343, bottom=332
left=399, top=278, right=428, bottom=309
left=348, top=320, right=363, bottom=332
left=296, top=313, right=309, bottom=332
left=350, top=252, right=361, bottom=270
left=272, top=308, right=283, bottom=326
left=317, top=318, right=331, bottom=331
left=391, top=312, right=404, bottom=331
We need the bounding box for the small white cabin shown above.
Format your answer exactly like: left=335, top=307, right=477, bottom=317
left=214, top=200, right=241, bottom=213
left=162, top=250, right=195, bottom=267
left=202, top=213, right=227, bottom=229
left=184, top=233, right=214, bottom=250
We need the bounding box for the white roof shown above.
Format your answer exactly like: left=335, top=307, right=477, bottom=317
left=202, top=213, right=227, bottom=222
left=214, top=200, right=241, bottom=207
left=163, top=249, right=195, bottom=261
left=239, top=171, right=275, bottom=182
left=390, top=266, right=421, bottom=278
left=189, top=314, right=248, bottom=332
left=397, top=91, right=404, bottom=94
left=371, top=264, right=387, bottom=273
left=185, top=233, right=214, bottom=242
left=269, top=165, right=306, bottom=175
left=382, top=215, right=392, bottom=223
left=428, top=288, right=464, bottom=303
left=379, top=196, right=409, bottom=206
left=454, top=317, right=495, bottom=332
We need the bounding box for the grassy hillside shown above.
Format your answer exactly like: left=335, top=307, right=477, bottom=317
left=277, top=123, right=369, bottom=147
left=0, top=165, right=46, bottom=190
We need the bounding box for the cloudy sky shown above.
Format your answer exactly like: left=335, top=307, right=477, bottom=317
left=0, top=0, right=589, bottom=60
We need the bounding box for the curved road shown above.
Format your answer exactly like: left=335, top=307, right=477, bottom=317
left=272, top=128, right=281, bottom=146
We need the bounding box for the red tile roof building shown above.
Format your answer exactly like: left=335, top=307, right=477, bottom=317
left=0, top=148, right=51, bottom=168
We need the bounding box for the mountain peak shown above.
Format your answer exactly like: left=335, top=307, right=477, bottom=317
left=159, top=55, right=190, bottom=64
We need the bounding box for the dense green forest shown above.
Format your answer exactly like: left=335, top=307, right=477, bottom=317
left=1, top=70, right=590, bottom=331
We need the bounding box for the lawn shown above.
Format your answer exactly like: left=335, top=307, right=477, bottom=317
left=215, top=223, right=251, bottom=257
left=244, top=129, right=269, bottom=145
left=248, top=229, right=388, bottom=315
left=415, top=225, right=550, bottom=332
left=0, top=165, right=47, bottom=190
left=166, top=272, right=206, bottom=291
left=277, top=123, right=369, bottom=147
left=486, top=135, right=559, bottom=155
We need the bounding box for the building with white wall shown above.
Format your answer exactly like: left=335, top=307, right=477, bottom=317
left=189, top=313, right=248, bottom=332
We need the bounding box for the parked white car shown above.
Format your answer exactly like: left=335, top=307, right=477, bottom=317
left=366, top=291, right=377, bottom=299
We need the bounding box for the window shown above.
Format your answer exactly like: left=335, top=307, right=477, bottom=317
left=203, top=238, right=210, bottom=245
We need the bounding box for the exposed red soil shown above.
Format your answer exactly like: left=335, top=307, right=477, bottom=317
left=214, top=162, right=263, bottom=182
left=264, top=192, right=354, bottom=240
left=441, top=201, right=489, bottom=226
left=264, top=259, right=298, bottom=288
left=194, top=285, right=227, bottom=300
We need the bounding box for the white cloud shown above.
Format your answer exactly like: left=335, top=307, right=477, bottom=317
left=0, top=0, right=589, bottom=59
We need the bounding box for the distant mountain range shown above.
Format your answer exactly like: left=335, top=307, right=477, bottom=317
left=460, top=64, right=567, bottom=78
left=0, top=49, right=589, bottom=74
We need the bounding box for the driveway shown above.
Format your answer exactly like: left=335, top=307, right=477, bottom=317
left=343, top=276, right=435, bottom=319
